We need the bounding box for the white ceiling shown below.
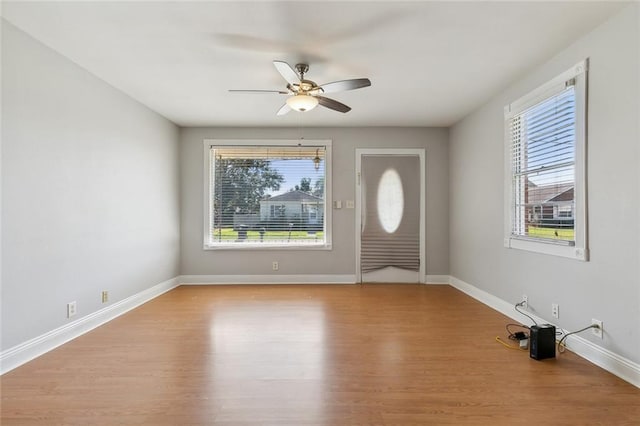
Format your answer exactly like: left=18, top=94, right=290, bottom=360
left=2, top=1, right=627, bottom=127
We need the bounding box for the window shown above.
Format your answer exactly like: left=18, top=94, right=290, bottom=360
left=203, top=140, right=332, bottom=249
left=504, top=60, right=588, bottom=261
left=377, top=168, right=404, bottom=234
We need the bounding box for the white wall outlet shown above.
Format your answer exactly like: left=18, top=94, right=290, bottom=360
left=592, top=319, right=603, bottom=338
left=67, top=301, right=77, bottom=318
left=272, top=261, right=279, bottom=271
left=552, top=303, right=559, bottom=319
left=345, top=200, right=355, bottom=209
left=101, top=291, right=109, bottom=303
left=521, top=294, right=528, bottom=309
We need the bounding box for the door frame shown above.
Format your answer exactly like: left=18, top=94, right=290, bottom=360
left=355, top=148, right=426, bottom=283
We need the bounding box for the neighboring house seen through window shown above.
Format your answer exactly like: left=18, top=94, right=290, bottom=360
left=204, top=140, right=332, bottom=249
left=504, top=60, right=588, bottom=261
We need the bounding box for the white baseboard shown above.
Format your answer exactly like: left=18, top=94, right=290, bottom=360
left=0, top=277, right=180, bottom=375
left=449, top=275, right=640, bottom=389
left=179, top=274, right=357, bottom=285
left=181, top=274, right=451, bottom=285
left=425, top=275, right=450, bottom=284
left=181, top=274, right=450, bottom=285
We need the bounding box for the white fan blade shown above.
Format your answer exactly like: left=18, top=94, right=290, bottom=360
left=320, top=78, right=371, bottom=94
left=273, top=61, right=300, bottom=85
left=276, top=103, right=292, bottom=116
left=229, top=90, right=288, bottom=94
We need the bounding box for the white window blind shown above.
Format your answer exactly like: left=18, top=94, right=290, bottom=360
left=360, top=156, right=420, bottom=273
left=504, top=59, right=588, bottom=261
left=509, top=83, right=576, bottom=244
left=206, top=143, right=329, bottom=248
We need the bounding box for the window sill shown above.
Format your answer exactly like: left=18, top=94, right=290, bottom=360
left=204, top=242, right=332, bottom=251
left=504, top=237, right=588, bottom=261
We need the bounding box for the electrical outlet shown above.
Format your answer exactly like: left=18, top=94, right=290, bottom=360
left=101, top=291, right=109, bottom=303
left=67, top=301, right=77, bottom=318
left=272, top=261, right=279, bottom=271
left=521, top=294, right=528, bottom=309
left=592, top=319, right=603, bottom=339
left=552, top=303, right=559, bottom=319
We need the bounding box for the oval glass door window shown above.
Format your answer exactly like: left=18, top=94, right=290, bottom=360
left=377, top=168, right=404, bottom=233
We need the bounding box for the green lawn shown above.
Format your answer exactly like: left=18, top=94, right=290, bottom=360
left=527, top=226, right=574, bottom=241
left=211, top=228, right=324, bottom=241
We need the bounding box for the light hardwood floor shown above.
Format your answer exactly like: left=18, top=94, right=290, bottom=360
left=1, top=285, right=638, bottom=425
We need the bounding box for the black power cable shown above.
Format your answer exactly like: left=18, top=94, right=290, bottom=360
left=557, top=324, right=600, bottom=353
left=514, top=301, right=538, bottom=326
left=506, top=323, right=530, bottom=340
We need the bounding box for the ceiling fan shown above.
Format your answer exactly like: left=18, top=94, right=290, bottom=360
left=229, top=60, right=371, bottom=115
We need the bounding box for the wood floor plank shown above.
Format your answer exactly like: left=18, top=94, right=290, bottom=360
left=1, top=285, right=638, bottom=425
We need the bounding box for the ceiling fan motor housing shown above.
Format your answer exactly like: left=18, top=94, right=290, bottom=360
left=295, top=63, right=309, bottom=77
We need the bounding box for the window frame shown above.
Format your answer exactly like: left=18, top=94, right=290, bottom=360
left=202, top=139, right=333, bottom=250
left=503, top=60, right=589, bottom=261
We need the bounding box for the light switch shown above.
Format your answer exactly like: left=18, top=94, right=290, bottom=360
left=345, top=200, right=355, bottom=209
left=334, top=200, right=342, bottom=209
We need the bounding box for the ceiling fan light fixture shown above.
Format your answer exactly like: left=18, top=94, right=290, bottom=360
left=286, top=94, right=319, bottom=112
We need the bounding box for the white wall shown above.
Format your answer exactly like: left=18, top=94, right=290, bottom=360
left=1, top=21, right=181, bottom=350
left=180, top=127, right=449, bottom=278
left=449, top=5, right=639, bottom=363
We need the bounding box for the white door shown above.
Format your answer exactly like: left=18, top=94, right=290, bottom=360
left=355, top=149, right=425, bottom=283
